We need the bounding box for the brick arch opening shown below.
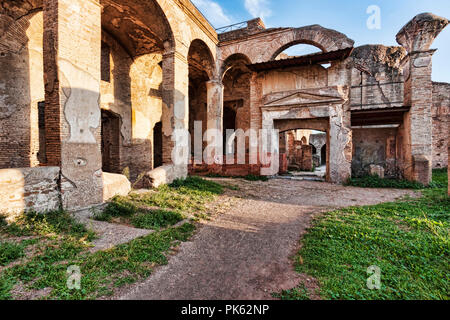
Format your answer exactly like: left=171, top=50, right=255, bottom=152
left=188, top=39, right=216, bottom=153
left=100, top=0, right=174, bottom=57
left=222, top=54, right=252, bottom=154
left=99, top=0, right=174, bottom=181
left=268, top=25, right=355, bottom=61
left=273, top=43, right=323, bottom=61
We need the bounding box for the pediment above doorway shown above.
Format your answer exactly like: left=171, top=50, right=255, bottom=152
left=262, top=86, right=348, bottom=108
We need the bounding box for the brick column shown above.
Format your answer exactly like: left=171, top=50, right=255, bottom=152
left=405, top=50, right=435, bottom=185
left=43, top=0, right=103, bottom=209
left=249, top=72, right=263, bottom=132
left=161, top=49, right=189, bottom=176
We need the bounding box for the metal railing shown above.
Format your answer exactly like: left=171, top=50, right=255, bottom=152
left=215, top=21, right=248, bottom=34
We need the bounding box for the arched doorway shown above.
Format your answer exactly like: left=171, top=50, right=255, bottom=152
left=222, top=54, right=252, bottom=155
left=99, top=0, right=174, bottom=180
left=188, top=39, right=215, bottom=155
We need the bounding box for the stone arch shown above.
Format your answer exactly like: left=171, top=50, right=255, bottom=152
left=221, top=53, right=252, bottom=80
left=222, top=53, right=252, bottom=151
left=100, top=0, right=175, bottom=57
left=268, top=25, right=355, bottom=61
left=188, top=39, right=216, bottom=80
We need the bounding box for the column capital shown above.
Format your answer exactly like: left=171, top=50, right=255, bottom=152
left=163, top=50, right=188, bottom=65
left=206, top=79, right=223, bottom=87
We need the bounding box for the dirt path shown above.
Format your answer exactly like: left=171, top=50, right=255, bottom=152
left=117, top=179, right=418, bottom=300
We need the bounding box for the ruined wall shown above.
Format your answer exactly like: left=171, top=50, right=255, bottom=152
left=262, top=65, right=328, bottom=94
left=348, top=45, right=406, bottom=110
left=0, top=9, right=44, bottom=168
left=432, top=82, right=449, bottom=169
left=0, top=167, right=60, bottom=220
left=352, top=127, right=398, bottom=178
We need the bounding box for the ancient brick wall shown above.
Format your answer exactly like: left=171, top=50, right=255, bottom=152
left=0, top=167, right=60, bottom=220
left=348, top=45, right=406, bottom=111
left=352, top=127, right=398, bottom=178
left=0, top=9, right=45, bottom=168
left=432, top=82, right=449, bottom=169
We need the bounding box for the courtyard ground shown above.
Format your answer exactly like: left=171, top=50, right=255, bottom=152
left=115, top=178, right=418, bottom=300
left=1, top=174, right=447, bottom=300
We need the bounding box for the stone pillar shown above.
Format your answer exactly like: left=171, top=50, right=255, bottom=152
left=205, top=80, right=223, bottom=163
left=161, top=49, right=189, bottom=178
left=43, top=0, right=103, bottom=210
left=206, top=80, right=224, bottom=135
left=396, top=13, right=449, bottom=185
left=329, top=104, right=352, bottom=184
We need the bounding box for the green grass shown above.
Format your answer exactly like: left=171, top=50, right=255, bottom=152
left=272, top=283, right=311, bottom=300
left=130, top=210, right=184, bottom=230
left=0, top=179, right=212, bottom=300
left=0, top=223, right=195, bottom=300
left=346, top=172, right=447, bottom=190
left=95, top=177, right=225, bottom=226
left=282, top=169, right=449, bottom=300
left=1, top=210, right=96, bottom=241
left=0, top=241, right=25, bottom=266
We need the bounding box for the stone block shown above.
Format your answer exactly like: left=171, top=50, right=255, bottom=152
left=0, top=167, right=60, bottom=221
left=103, top=172, right=131, bottom=201
left=369, top=164, right=385, bottom=179
left=143, top=165, right=178, bottom=188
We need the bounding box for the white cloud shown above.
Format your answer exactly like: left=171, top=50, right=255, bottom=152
left=244, top=0, right=272, bottom=19
left=192, top=0, right=232, bottom=27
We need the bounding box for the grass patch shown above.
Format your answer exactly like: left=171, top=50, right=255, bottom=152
left=346, top=175, right=425, bottom=189
left=0, top=223, right=195, bottom=300
left=96, top=177, right=224, bottom=226
left=285, top=169, right=449, bottom=300
left=0, top=241, right=25, bottom=266
left=130, top=210, right=184, bottom=230
left=0, top=210, right=96, bottom=241
left=346, top=171, right=447, bottom=190
left=272, top=283, right=311, bottom=300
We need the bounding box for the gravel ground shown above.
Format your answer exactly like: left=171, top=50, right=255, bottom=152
left=116, top=179, right=418, bottom=300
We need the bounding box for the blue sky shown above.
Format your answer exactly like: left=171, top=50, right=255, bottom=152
left=192, top=0, right=450, bottom=82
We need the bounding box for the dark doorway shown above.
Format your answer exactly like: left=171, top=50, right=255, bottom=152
left=153, top=121, right=163, bottom=168
left=101, top=110, right=120, bottom=173
left=223, top=104, right=237, bottom=154
left=37, top=101, right=47, bottom=164
left=321, top=144, right=327, bottom=166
